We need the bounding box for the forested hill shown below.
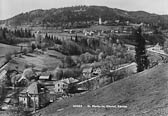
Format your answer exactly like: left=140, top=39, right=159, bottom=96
left=1, top=5, right=168, bottom=28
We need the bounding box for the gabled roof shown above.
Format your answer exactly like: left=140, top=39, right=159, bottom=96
left=4, top=98, right=11, bottom=104
left=82, top=67, right=93, bottom=73
left=27, top=82, right=39, bottom=94
left=20, top=82, right=39, bottom=94
left=54, top=80, right=67, bottom=85
left=0, top=70, right=7, bottom=80
left=62, top=78, right=79, bottom=84
left=155, top=43, right=160, bottom=46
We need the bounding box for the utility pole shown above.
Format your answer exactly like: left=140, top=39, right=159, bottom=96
left=33, top=89, right=36, bottom=113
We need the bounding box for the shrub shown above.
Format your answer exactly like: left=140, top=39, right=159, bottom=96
left=31, top=43, right=36, bottom=51
left=41, top=67, right=48, bottom=72
left=13, top=50, right=18, bottom=57
left=5, top=52, right=12, bottom=62
left=63, top=56, right=75, bottom=67
left=62, top=40, right=82, bottom=55
left=62, top=68, right=82, bottom=79
left=24, top=64, right=29, bottom=68
left=22, top=48, right=28, bottom=55
left=79, top=52, right=97, bottom=63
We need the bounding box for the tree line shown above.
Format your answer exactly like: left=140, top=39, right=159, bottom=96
left=0, top=27, right=34, bottom=45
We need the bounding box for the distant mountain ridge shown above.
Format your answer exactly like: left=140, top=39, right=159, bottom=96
left=1, top=5, right=168, bottom=28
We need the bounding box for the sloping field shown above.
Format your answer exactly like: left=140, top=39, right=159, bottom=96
left=0, top=43, right=20, bottom=67
left=0, top=43, right=20, bottom=56
left=37, top=63, right=168, bottom=116
left=11, top=53, right=62, bottom=71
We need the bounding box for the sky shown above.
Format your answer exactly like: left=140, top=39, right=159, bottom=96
left=0, top=0, right=168, bottom=20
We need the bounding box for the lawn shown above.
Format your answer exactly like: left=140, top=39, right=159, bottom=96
left=0, top=43, right=20, bottom=67
left=0, top=43, right=20, bottom=57
left=9, top=52, right=63, bottom=71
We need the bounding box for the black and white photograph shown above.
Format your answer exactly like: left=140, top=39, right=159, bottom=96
left=0, top=0, right=168, bottom=116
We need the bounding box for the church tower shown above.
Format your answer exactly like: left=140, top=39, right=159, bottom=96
left=99, top=17, right=102, bottom=25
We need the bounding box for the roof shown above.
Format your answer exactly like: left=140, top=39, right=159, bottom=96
left=40, top=71, right=51, bottom=76
left=4, top=98, right=11, bottom=104
left=39, top=75, right=50, bottom=80
left=0, top=70, right=7, bottom=80
left=20, top=82, right=39, bottom=94
left=27, top=82, right=39, bottom=94
left=62, top=78, right=79, bottom=84
left=82, top=67, right=93, bottom=73
left=54, top=80, right=67, bottom=85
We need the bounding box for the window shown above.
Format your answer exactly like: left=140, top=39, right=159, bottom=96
left=58, top=84, right=60, bottom=87
left=58, top=89, right=60, bottom=92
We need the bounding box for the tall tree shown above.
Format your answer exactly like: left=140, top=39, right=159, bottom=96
left=135, top=27, right=149, bottom=72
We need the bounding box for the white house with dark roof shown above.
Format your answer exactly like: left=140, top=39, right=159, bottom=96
left=54, top=78, right=79, bottom=93
left=54, top=81, right=67, bottom=93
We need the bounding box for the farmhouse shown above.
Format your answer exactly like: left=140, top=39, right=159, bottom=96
left=34, top=48, right=44, bottom=54
left=92, top=67, right=101, bottom=76
left=54, top=78, right=78, bottom=93
left=19, top=82, right=50, bottom=109
left=54, top=80, right=67, bottom=93
left=82, top=67, right=93, bottom=79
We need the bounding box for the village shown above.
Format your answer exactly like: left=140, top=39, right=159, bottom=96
left=0, top=24, right=166, bottom=114
left=0, top=6, right=168, bottom=115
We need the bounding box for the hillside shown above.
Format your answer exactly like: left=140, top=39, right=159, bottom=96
left=0, top=43, right=20, bottom=56
left=1, top=6, right=168, bottom=29
left=37, top=63, right=168, bottom=116
left=0, top=43, right=20, bottom=67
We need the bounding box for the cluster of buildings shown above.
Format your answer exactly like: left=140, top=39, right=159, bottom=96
left=0, top=62, right=104, bottom=111
left=63, top=25, right=133, bottom=37
left=0, top=67, right=80, bottom=111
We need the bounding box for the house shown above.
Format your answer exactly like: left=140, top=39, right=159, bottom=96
left=45, top=85, right=58, bottom=102
left=115, top=20, right=120, bottom=23
left=92, top=68, right=102, bottom=76
left=63, top=77, right=79, bottom=84
left=152, top=43, right=162, bottom=51
left=82, top=67, right=93, bottom=79
left=89, top=31, right=94, bottom=36
left=19, top=82, right=50, bottom=109
left=125, top=44, right=135, bottom=51
left=54, top=78, right=79, bottom=93
left=54, top=80, right=67, bottom=93
left=34, top=48, right=44, bottom=54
